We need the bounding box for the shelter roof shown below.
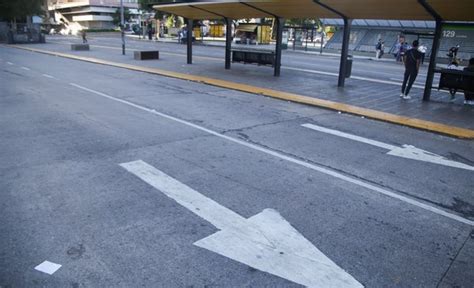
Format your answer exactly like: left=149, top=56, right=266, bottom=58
left=322, top=19, right=436, bottom=29
left=153, top=0, right=474, bottom=22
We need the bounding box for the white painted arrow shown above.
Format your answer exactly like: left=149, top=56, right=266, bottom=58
left=302, top=123, right=474, bottom=171
left=120, top=160, right=363, bottom=288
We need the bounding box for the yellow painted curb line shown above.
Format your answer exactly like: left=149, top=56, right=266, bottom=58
left=7, top=44, right=474, bottom=139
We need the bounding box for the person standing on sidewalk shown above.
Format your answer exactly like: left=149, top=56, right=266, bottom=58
left=375, top=39, right=382, bottom=59
left=400, top=40, right=422, bottom=99
left=379, top=41, right=385, bottom=58
left=81, top=30, right=87, bottom=43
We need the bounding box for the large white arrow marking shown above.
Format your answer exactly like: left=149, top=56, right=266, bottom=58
left=120, top=160, right=363, bottom=288
left=302, top=123, right=474, bottom=171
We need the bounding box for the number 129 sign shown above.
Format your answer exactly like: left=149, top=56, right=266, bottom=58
left=443, top=30, right=456, bottom=38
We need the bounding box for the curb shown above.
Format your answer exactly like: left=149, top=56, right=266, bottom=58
left=6, top=44, right=474, bottom=139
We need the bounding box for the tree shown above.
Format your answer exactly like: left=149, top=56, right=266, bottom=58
left=0, top=0, right=45, bottom=22
left=138, top=0, right=189, bottom=10
left=286, top=18, right=320, bottom=29
left=138, top=0, right=167, bottom=20
left=112, top=8, right=131, bottom=27
left=138, top=0, right=156, bottom=11
left=165, top=14, right=183, bottom=28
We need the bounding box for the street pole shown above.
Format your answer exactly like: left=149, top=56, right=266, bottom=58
left=320, top=24, right=324, bottom=55
left=120, top=0, right=125, bottom=55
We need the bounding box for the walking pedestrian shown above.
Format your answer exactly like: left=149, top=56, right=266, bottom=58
left=375, top=39, right=382, bottom=59
left=147, top=22, right=153, bottom=40
left=400, top=40, right=422, bottom=99
left=447, top=44, right=459, bottom=63
left=81, top=29, right=87, bottom=43
left=418, top=44, right=427, bottom=64
left=446, top=59, right=461, bottom=100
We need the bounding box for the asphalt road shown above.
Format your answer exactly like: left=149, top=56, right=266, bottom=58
left=1, top=45, right=473, bottom=287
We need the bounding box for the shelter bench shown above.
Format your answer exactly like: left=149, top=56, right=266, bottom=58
left=232, top=49, right=275, bottom=67
left=134, top=50, right=159, bottom=60
left=435, top=68, right=474, bottom=97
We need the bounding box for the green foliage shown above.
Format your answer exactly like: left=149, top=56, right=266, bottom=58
left=139, top=0, right=182, bottom=11
left=286, top=18, right=320, bottom=29
left=87, top=29, right=119, bottom=33
left=138, top=0, right=155, bottom=11
left=112, top=8, right=131, bottom=26
left=138, top=0, right=172, bottom=21
left=0, top=0, right=45, bottom=21
left=164, top=14, right=183, bottom=28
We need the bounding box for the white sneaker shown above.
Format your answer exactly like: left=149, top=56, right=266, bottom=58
left=403, top=95, right=411, bottom=100
left=400, top=93, right=405, bottom=98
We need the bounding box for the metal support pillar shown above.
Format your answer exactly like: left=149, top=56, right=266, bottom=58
left=320, top=24, right=324, bottom=55
left=423, top=20, right=442, bottom=101
left=225, top=18, right=232, bottom=70
left=187, top=18, right=193, bottom=64
left=274, top=17, right=284, bottom=77
left=338, top=18, right=351, bottom=87
left=313, top=0, right=350, bottom=87
left=120, top=0, right=125, bottom=55
left=418, top=0, right=443, bottom=101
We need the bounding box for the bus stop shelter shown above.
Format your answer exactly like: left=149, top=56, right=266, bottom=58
left=153, top=0, right=473, bottom=101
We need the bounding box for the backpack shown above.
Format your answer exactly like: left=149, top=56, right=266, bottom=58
left=376, top=43, right=382, bottom=50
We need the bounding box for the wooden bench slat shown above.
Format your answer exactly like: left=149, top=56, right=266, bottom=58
left=232, top=49, right=275, bottom=67
left=436, top=69, right=474, bottom=94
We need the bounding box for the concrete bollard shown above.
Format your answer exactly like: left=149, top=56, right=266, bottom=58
left=134, top=51, right=159, bottom=60
left=71, top=44, right=90, bottom=51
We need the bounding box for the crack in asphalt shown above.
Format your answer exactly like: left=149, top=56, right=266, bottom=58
left=226, top=133, right=474, bottom=220
left=436, top=229, right=473, bottom=288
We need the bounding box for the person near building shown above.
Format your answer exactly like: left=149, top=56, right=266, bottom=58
left=463, top=58, right=474, bottom=105
left=446, top=58, right=461, bottom=100
left=400, top=40, right=422, bottom=100
left=447, top=44, right=460, bottom=63
left=379, top=41, right=385, bottom=58
left=418, top=44, right=427, bottom=64
left=375, top=39, right=382, bottom=59
left=81, top=30, right=87, bottom=43
left=147, top=22, right=153, bottom=40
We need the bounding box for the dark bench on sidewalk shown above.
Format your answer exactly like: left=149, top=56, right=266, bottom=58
left=435, top=68, right=474, bottom=97
left=71, top=44, right=89, bottom=51
left=232, top=49, right=275, bottom=67
left=134, top=50, right=159, bottom=60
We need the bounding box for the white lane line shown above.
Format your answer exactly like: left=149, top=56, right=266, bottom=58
left=389, top=78, right=434, bottom=86
left=42, top=74, right=56, bottom=79
left=21, top=66, right=31, bottom=71
left=302, top=123, right=474, bottom=171
left=283, top=66, right=339, bottom=77
left=302, top=123, right=396, bottom=150
left=284, top=66, right=434, bottom=90
left=69, top=82, right=474, bottom=227
left=34, top=261, right=62, bottom=275
left=121, top=160, right=364, bottom=288
left=7, top=61, right=13, bottom=65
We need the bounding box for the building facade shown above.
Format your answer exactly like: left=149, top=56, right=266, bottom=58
left=48, top=0, right=139, bottom=30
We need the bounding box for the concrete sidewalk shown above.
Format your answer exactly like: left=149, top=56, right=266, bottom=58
left=128, top=34, right=394, bottom=62
left=7, top=39, right=474, bottom=138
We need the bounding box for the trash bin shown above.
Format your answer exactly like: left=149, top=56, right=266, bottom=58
left=345, top=55, right=353, bottom=78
